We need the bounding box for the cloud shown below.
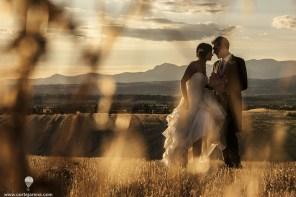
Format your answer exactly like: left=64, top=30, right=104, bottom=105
left=272, top=15, right=296, bottom=30
left=0, top=28, right=10, bottom=34
left=143, top=17, right=186, bottom=25
left=64, top=7, right=87, bottom=14
left=55, top=2, right=235, bottom=41
left=114, top=23, right=236, bottom=41
left=150, top=0, right=226, bottom=14
left=0, top=27, right=18, bottom=43
left=70, top=12, right=236, bottom=41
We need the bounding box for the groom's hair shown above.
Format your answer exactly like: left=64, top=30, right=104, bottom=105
left=212, top=36, right=230, bottom=49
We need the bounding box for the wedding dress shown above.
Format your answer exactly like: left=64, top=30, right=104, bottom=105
left=162, top=72, right=225, bottom=166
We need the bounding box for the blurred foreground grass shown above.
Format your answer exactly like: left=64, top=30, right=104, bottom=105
left=25, top=156, right=296, bottom=197
left=0, top=109, right=295, bottom=160
left=1, top=110, right=296, bottom=196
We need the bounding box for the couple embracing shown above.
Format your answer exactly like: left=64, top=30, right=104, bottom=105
left=162, top=36, right=248, bottom=168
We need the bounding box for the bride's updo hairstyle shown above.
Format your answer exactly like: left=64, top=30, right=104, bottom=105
left=196, top=43, right=212, bottom=59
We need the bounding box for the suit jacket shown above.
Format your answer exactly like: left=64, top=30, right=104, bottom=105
left=211, top=55, right=248, bottom=132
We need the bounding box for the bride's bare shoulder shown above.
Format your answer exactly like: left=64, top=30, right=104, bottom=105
left=187, top=61, right=201, bottom=72
left=189, top=60, right=199, bottom=67
left=182, top=61, right=204, bottom=82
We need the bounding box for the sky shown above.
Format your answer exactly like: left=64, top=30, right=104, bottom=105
left=0, top=0, right=296, bottom=78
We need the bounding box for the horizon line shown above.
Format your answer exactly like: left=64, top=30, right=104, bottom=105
left=2, top=58, right=296, bottom=80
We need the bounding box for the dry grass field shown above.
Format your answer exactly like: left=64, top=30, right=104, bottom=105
left=26, top=156, right=296, bottom=197
left=1, top=109, right=292, bottom=161
left=1, top=110, right=296, bottom=196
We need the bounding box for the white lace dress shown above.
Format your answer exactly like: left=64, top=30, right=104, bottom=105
left=162, top=72, right=225, bottom=166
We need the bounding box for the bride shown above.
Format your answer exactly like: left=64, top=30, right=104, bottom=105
left=162, top=43, right=225, bottom=167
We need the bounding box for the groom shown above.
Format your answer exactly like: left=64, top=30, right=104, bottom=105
left=209, top=36, right=248, bottom=168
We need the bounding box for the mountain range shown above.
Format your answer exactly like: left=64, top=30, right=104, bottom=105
left=31, top=59, right=296, bottom=85
left=3, top=59, right=296, bottom=96
left=31, top=76, right=296, bottom=96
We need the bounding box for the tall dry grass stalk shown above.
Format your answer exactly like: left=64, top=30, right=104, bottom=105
left=0, top=0, right=293, bottom=195
left=0, top=0, right=150, bottom=193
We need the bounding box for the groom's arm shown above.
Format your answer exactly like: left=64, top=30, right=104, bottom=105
left=238, top=57, right=248, bottom=91
left=211, top=61, right=218, bottom=76
left=209, top=61, right=220, bottom=90
left=225, top=59, right=241, bottom=93
left=209, top=62, right=218, bottom=83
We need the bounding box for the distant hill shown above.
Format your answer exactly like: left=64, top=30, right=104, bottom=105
left=3, top=59, right=295, bottom=96
left=246, top=59, right=296, bottom=79
left=31, top=73, right=104, bottom=85
left=31, top=75, right=296, bottom=96
left=244, top=76, right=296, bottom=96
left=29, top=59, right=296, bottom=85
left=31, top=63, right=184, bottom=85
left=113, top=63, right=185, bottom=83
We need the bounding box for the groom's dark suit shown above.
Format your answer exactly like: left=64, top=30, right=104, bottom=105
left=211, top=55, right=248, bottom=167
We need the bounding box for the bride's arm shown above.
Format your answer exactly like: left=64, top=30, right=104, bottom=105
left=181, top=64, right=194, bottom=108
left=181, top=79, right=188, bottom=108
